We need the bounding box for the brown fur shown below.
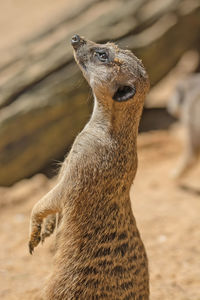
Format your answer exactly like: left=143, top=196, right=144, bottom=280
left=29, top=36, right=150, bottom=299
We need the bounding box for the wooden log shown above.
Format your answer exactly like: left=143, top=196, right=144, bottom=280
left=0, top=0, right=200, bottom=185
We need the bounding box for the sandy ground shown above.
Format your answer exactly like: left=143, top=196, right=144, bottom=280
left=0, top=128, right=200, bottom=300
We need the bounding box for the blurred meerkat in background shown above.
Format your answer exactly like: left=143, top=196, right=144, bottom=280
left=167, top=73, right=200, bottom=179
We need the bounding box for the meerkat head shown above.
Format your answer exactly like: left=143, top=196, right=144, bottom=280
left=71, top=35, right=149, bottom=107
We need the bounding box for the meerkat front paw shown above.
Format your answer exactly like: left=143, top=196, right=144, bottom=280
left=28, top=182, right=63, bottom=254
left=29, top=224, right=42, bottom=254
left=29, top=215, right=56, bottom=253
left=41, top=214, right=57, bottom=243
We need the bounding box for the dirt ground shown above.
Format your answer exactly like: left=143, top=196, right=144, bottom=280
left=0, top=127, right=200, bottom=300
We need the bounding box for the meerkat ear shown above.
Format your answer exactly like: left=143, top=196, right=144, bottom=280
left=113, top=86, right=136, bottom=102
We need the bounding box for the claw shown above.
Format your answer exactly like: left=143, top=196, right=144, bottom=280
left=41, top=234, right=45, bottom=244
left=29, top=241, right=34, bottom=255
left=28, top=235, right=41, bottom=255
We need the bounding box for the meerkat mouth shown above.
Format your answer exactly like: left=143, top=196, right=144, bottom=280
left=79, top=59, right=87, bottom=70
left=74, top=54, right=87, bottom=71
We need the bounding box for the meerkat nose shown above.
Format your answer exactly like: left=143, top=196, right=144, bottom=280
left=71, top=34, right=81, bottom=48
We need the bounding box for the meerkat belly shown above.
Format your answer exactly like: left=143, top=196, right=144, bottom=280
left=46, top=200, right=149, bottom=300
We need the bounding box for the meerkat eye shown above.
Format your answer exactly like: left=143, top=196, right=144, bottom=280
left=95, top=49, right=109, bottom=62
left=98, top=52, right=108, bottom=61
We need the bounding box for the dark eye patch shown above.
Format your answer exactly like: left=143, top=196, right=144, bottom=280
left=93, top=48, right=110, bottom=63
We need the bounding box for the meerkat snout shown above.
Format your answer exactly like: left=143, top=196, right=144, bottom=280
left=71, top=34, right=81, bottom=47
left=71, top=34, right=86, bottom=49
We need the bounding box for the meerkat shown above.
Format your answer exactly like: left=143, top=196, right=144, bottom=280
left=167, top=73, right=200, bottom=178
left=29, top=35, right=150, bottom=300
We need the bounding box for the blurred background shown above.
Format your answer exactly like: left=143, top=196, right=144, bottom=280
left=0, top=0, right=200, bottom=299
